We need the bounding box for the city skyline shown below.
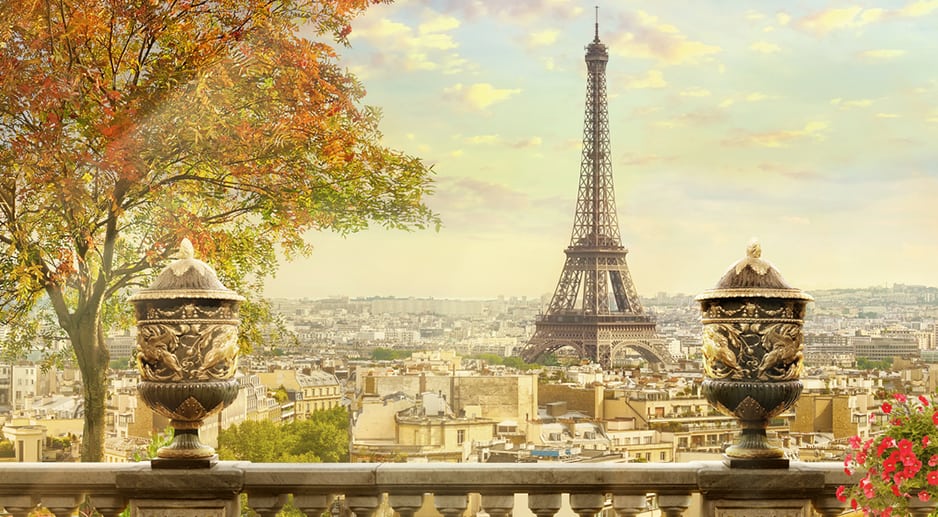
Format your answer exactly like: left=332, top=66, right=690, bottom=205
left=265, top=1, right=938, bottom=300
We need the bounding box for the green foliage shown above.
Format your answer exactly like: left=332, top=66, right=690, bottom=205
left=470, top=353, right=542, bottom=371
left=0, top=440, right=14, bottom=457
left=272, top=386, right=290, bottom=404
left=109, top=358, right=133, bottom=371
left=857, top=357, right=894, bottom=370
left=370, top=348, right=411, bottom=361
left=133, top=427, right=175, bottom=462
left=218, top=406, right=349, bottom=463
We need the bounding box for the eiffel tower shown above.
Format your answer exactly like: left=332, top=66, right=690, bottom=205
left=521, top=14, right=671, bottom=369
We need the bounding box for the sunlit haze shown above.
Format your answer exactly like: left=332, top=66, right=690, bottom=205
left=265, top=1, right=938, bottom=300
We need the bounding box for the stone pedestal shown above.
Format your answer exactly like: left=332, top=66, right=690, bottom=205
left=117, top=463, right=243, bottom=517
left=699, top=463, right=825, bottom=517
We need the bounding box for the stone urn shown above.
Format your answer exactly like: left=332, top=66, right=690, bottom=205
left=695, top=240, right=812, bottom=467
left=129, top=239, right=244, bottom=464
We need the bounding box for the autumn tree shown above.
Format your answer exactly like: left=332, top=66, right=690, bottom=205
left=0, top=0, right=436, bottom=461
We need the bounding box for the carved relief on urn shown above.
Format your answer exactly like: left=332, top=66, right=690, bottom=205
left=696, top=240, right=813, bottom=467
left=129, top=239, right=245, bottom=464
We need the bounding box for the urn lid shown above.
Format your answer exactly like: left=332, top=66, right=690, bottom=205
left=128, top=239, right=245, bottom=302
left=695, top=240, right=813, bottom=302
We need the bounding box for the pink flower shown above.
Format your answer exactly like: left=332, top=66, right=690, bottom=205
left=920, top=491, right=931, bottom=502
left=925, top=435, right=931, bottom=448
left=920, top=395, right=930, bottom=407
left=933, top=410, right=938, bottom=425
left=878, top=437, right=896, bottom=457
left=882, top=401, right=893, bottom=414
left=849, top=435, right=863, bottom=449
left=929, top=454, right=938, bottom=467
left=836, top=485, right=847, bottom=503
left=894, top=393, right=908, bottom=403
left=928, top=470, right=938, bottom=485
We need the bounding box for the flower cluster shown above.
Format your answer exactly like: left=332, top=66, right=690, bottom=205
left=839, top=393, right=938, bottom=516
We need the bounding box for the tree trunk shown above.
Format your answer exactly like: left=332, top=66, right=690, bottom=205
left=72, top=316, right=110, bottom=462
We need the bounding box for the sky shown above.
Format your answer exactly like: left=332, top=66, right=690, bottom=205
left=265, top=0, right=938, bottom=301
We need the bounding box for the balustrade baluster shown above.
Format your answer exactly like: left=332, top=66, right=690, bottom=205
left=433, top=494, right=468, bottom=517
left=655, top=494, right=690, bottom=517
left=247, top=493, right=288, bottom=517
left=346, top=494, right=381, bottom=517
left=388, top=493, right=424, bottom=517
left=1, top=496, right=38, bottom=517
left=480, top=494, right=514, bottom=517
left=527, top=493, right=562, bottom=517
left=611, top=494, right=647, bottom=517
left=292, top=494, right=331, bottom=517
left=85, top=496, right=127, bottom=517
left=42, top=495, right=79, bottom=517
left=569, top=493, right=605, bottom=517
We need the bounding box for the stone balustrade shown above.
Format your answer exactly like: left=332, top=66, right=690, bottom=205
left=0, top=460, right=863, bottom=517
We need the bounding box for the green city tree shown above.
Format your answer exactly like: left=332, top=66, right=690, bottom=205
left=0, top=0, right=437, bottom=461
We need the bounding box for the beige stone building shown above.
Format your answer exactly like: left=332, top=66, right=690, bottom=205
left=259, top=369, right=342, bottom=419
left=790, top=393, right=871, bottom=440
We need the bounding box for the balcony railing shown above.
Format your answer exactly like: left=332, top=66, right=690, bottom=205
left=0, top=460, right=866, bottom=517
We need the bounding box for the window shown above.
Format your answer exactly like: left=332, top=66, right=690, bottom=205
left=457, top=429, right=466, bottom=445
left=660, top=452, right=666, bottom=461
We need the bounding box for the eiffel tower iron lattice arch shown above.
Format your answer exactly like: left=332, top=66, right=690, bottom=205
left=521, top=15, right=673, bottom=369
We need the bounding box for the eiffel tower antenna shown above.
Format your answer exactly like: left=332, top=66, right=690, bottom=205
left=594, top=6, right=600, bottom=43
left=521, top=14, right=669, bottom=369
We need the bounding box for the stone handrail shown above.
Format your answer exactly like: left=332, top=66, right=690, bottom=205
left=0, top=461, right=858, bottom=517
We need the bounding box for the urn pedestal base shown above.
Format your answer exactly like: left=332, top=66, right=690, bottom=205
left=138, top=379, right=239, bottom=465
left=702, top=379, right=802, bottom=468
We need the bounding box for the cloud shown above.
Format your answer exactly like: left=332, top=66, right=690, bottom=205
left=745, top=92, right=778, bottom=102
left=830, top=98, right=874, bottom=109
left=901, top=0, right=938, bottom=17
left=776, top=12, right=792, bottom=26
left=621, top=153, right=673, bottom=167
left=723, top=121, right=829, bottom=148
left=429, top=177, right=533, bottom=231
left=781, top=216, right=812, bottom=225
left=508, top=136, right=543, bottom=149
left=654, top=109, right=725, bottom=129
left=465, top=134, right=500, bottom=144
left=875, top=113, right=900, bottom=119
left=859, top=49, right=907, bottom=60
left=349, top=12, right=468, bottom=75
left=796, top=6, right=882, bottom=34
left=443, top=83, right=522, bottom=110
left=431, top=0, right=583, bottom=24
left=758, top=162, right=822, bottom=180
left=418, top=14, right=460, bottom=35
left=679, top=87, right=711, bottom=97
left=750, top=41, right=781, bottom=54
left=796, top=2, right=937, bottom=35
left=623, top=69, right=668, bottom=89
left=527, top=29, right=560, bottom=48
left=609, top=10, right=721, bottom=65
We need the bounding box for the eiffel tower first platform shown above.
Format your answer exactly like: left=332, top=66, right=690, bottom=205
left=521, top=16, right=672, bottom=370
